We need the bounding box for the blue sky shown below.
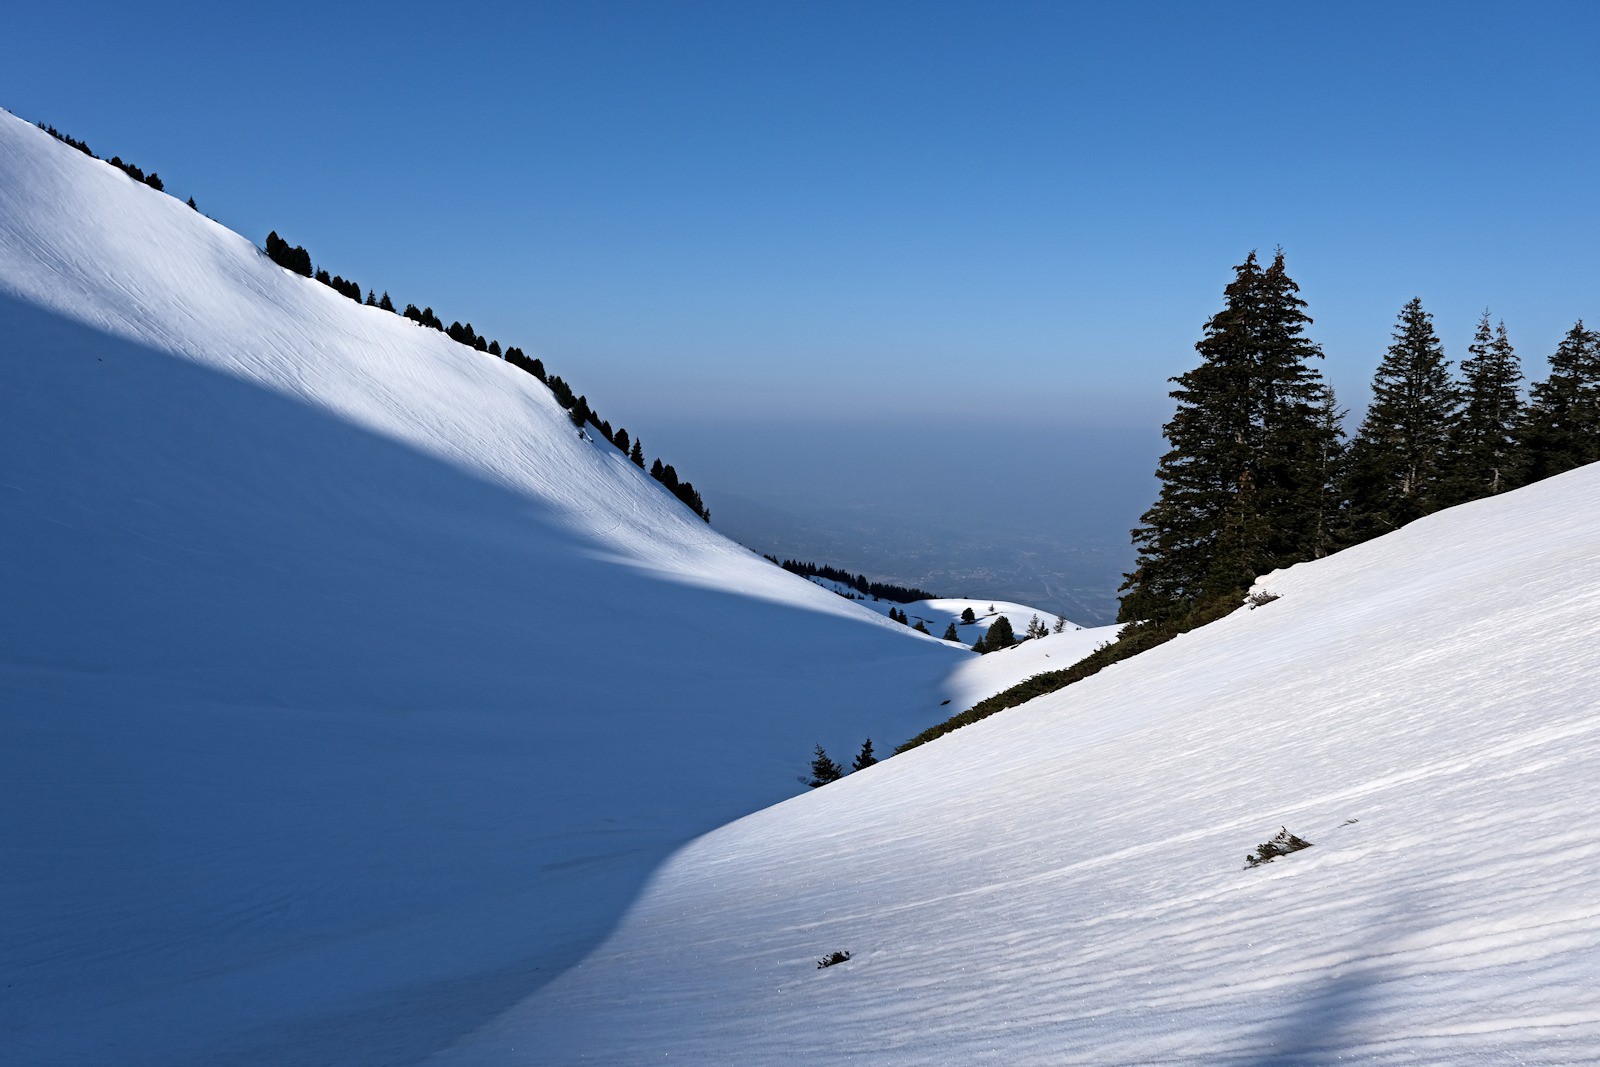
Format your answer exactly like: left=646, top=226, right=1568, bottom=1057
left=7, top=2, right=1600, bottom=584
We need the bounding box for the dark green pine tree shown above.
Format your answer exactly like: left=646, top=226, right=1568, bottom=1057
left=851, top=739, right=878, bottom=771
left=942, top=621, right=959, bottom=641
left=984, top=615, right=1015, bottom=651
left=1306, top=385, right=1348, bottom=559
left=1441, top=313, right=1523, bottom=504
left=1253, top=253, right=1344, bottom=564
left=807, top=745, right=844, bottom=788
left=630, top=440, right=646, bottom=468
left=1119, top=251, right=1337, bottom=624
left=1343, top=298, right=1462, bottom=540
left=1519, top=320, right=1600, bottom=483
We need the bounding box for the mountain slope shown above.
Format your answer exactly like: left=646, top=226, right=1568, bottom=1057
left=449, top=462, right=1600, bottom=1063
left=0, top=110, right=1008, bottom=1064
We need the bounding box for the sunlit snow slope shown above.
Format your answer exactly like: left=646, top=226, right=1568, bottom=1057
left=452, top=463, right=1600, bottom=1063
left=0, top=111, right=1020, bottom=1065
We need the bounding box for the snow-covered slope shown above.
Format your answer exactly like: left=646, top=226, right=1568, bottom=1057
left=0, top=111, right=1074, bottom=1064
left=450, top=463, right=1600, bottom=1063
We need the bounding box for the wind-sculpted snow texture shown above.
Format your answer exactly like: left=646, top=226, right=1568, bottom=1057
left=449, top=463, right=1600, bottom=1063
left=0, top=111, right=1047, bottom=1064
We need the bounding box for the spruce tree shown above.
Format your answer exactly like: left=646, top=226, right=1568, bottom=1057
left=984, top=615, right=1016, bottom=650
left=630, top=440, right=646, bottom=468
left=1442, top=313, right=1522, bottom=503
left=807, top=745, right=844, bottom=787
left=851, top=739, right=878, bottom=771
left=1120, top=250, right=1336, bottom=624
left=1519, top=320, right=1600, bottom=483
left=942, top=622, right=959, bottom=641
left=1343, top=298, right=1462, bottom=540
left=379, top=291, right=395, bottom=312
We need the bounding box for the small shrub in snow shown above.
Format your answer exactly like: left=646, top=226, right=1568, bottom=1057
left=1246, top=589, right=1281, bottom=609
left=1244, top=827, right=1312, bottom=869
left=816, top=950, right=852, bottom=969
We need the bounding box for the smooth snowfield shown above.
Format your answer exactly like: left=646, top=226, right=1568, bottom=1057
left=448, top=463, right=1600, bottom=1064
left=0, top=112, right=1067, bottom=1064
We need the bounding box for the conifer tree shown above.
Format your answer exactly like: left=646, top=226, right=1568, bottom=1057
left=379, top=291, right=395, bottom=312
left=971, top=634, right=987, bottom=653
left=1120, top=251, right=1336, bottom=624
left=960, top=607, right=976, bottom=624
left=942, top=622, right=959, bottom=641
left=1442, top=313, right=1522, bottom=503
left=1343, top=298, right=1461, bottom=539
left=1025, top=614, right=1047, bottom=640
left=630, top=440, right=645, bottom=468
left=614, top=428, right=631, bottom=455
left=1304, top=385, right=1348, bottom=559
left=913, top=619, right=930, bottom=634
left=851, top=739, right=878, bottom=771
left=984, top=615, right=1015, bottom=651
left=807, top=745, right=844, bottom=787
left=1519, top=320, right=1600, bottom=483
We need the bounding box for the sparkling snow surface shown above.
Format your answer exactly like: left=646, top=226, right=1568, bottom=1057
left=447, top=461, right=1600, bottom=1062
left=0, top=112, right=1053, bottom=1064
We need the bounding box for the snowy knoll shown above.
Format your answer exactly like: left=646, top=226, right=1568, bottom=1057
left=0, top=110, right=1067, bottom=1064
left=450, top=462, right=1600, bottom=1063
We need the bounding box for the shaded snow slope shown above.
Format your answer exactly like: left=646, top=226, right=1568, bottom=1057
left=449, top=462, right=1600, bottom=1064
left=0, top=111, right=1054, bottom=1064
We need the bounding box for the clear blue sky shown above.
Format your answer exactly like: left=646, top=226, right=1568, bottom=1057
left=7, top=1, right=1599, bottom=581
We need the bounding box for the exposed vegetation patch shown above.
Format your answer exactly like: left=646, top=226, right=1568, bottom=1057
left=896, top=597, right=1236, bottom=754
left=816, top=950, right=852, bottom=969
left=1243, top=827, right=1313, bottom=869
